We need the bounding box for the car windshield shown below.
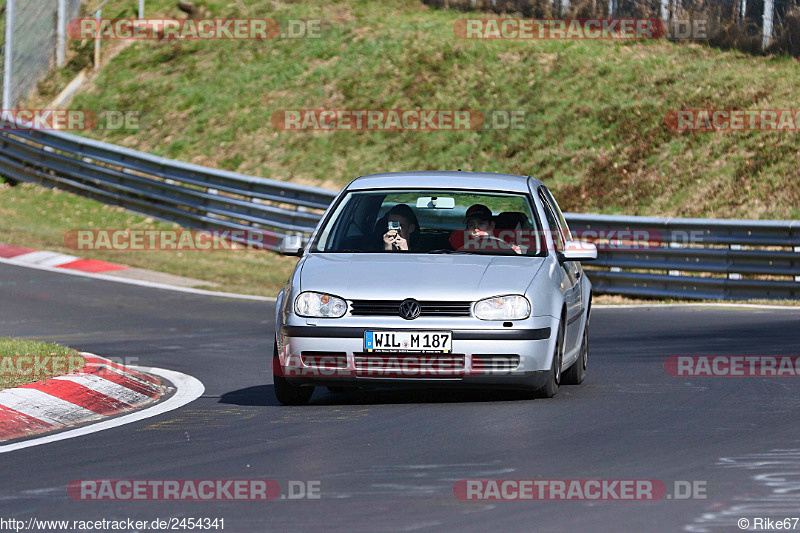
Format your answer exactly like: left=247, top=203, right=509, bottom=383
left=310, top=189, right=545, bottom=256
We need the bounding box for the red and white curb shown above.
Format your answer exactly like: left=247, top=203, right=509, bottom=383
left=0, top=242, right=275, bottom=301
left=0, top=353, right=171, bottom=442
left=0, top=243, right=128, bottom=274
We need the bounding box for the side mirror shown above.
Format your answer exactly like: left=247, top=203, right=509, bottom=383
left=279, top=235, right=304, bottom=257
left=559, top=240, right=597, bottom=263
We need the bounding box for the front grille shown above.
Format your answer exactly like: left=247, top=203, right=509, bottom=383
left=471, top=354, right=521, bottom=371
left=350, top=300, right=471, bottom=317
left=352, top=352, right=466, bottom=376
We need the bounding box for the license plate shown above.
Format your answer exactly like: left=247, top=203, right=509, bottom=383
left=364, top=331, right=452, bottom=353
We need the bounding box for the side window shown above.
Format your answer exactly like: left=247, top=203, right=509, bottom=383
left=541, top=186, right=571, bottom=240
left=315, top=194, right=352, bottom=251
left=538, top=189, right=565, bottom=252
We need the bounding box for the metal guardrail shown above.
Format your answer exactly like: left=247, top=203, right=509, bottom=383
left=566, top=214, right=799, bottom=300
left=0, top=126, right=797, bottom=300
left=0, top=126, right=336, bottom=246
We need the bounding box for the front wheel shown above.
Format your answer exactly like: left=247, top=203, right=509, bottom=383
left=533, top=317, right=564, bottom=398
left=272, top=342, right=314, bottom=405
left=562, top=323, right=588, bottom=385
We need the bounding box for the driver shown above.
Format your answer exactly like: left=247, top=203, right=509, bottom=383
left=464, top=204, right=495, bottom=238
left=462, top=204, right=522, bottom=254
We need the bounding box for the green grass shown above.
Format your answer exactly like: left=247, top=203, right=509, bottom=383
left=0, top=337, right=83, bottom=390
left=44, top=0, right=799, bottom=220
left=0, top=183, right=299, bottom=296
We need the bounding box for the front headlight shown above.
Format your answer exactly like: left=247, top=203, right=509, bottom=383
left=294, top=292, right=347, bottom=318
left=473, top=295, right=530, bottom=321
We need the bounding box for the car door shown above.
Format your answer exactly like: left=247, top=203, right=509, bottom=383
left=538, top=187, right=582, bottom=355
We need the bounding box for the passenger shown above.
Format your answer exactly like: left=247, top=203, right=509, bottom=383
left=382, top=204, right=419, bottom=251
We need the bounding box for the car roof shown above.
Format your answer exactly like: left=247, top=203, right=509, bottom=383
left=346, top=171, right=544, bottom=193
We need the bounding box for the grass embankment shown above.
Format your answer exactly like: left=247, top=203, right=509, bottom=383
left=0, top=338, right=83, bottom=390
left=0, top=183, right=299, bottom=296
left=49, top=0, right=800, bottom=220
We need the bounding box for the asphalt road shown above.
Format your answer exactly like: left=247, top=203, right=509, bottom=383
left=1, top=262, right=799, bottom=532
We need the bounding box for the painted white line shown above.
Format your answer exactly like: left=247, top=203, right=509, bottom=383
left=594, top=303, right=800, bottom=310
left=0, top=389, right=97, bottom=426
left=11, top=251, right=79, bottom=267
left=0, top=256, right=276, bottom=302
left=0, top=367, right=204, bottom=454
left=52, top=374, right=149, bottom=406
left=34, top=254, right=80, bottom=267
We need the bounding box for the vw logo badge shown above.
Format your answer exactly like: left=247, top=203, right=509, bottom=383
left=399, top=299, right=421, bottom=320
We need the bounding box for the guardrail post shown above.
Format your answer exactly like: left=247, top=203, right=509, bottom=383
left=94, top=9, right=102, bottom=69
left=795, top=246, right=800, bottom=283
left=206, top=187, right=218, bottom=219
left=728, top=244, right=742, bottom=281
left=762, top=0, right=774, bottom=50
left=57, top=0, right=68, bottom=68
left=2, top=0, right=15, bottom=110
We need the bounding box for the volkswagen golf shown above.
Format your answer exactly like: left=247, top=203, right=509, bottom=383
left=272, top=171, right=597, bottom=404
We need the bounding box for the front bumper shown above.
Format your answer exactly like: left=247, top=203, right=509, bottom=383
left=275, top=318, right=556, bottom=391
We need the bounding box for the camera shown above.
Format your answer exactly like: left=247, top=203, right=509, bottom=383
left=386, top=220, right=403, bottom=250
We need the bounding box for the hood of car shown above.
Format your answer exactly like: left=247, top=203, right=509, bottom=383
left=299, top=253, right=545, bottom=301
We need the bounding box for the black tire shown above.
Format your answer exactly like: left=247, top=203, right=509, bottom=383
left=272, top=342, right=314, bottom=405
left=563, top=323, right=588, bottom=385
left=534, top=316, right=565, bottom=398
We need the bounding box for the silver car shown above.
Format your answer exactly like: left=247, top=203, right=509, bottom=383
left=273, top=171, right=597, bottom=404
